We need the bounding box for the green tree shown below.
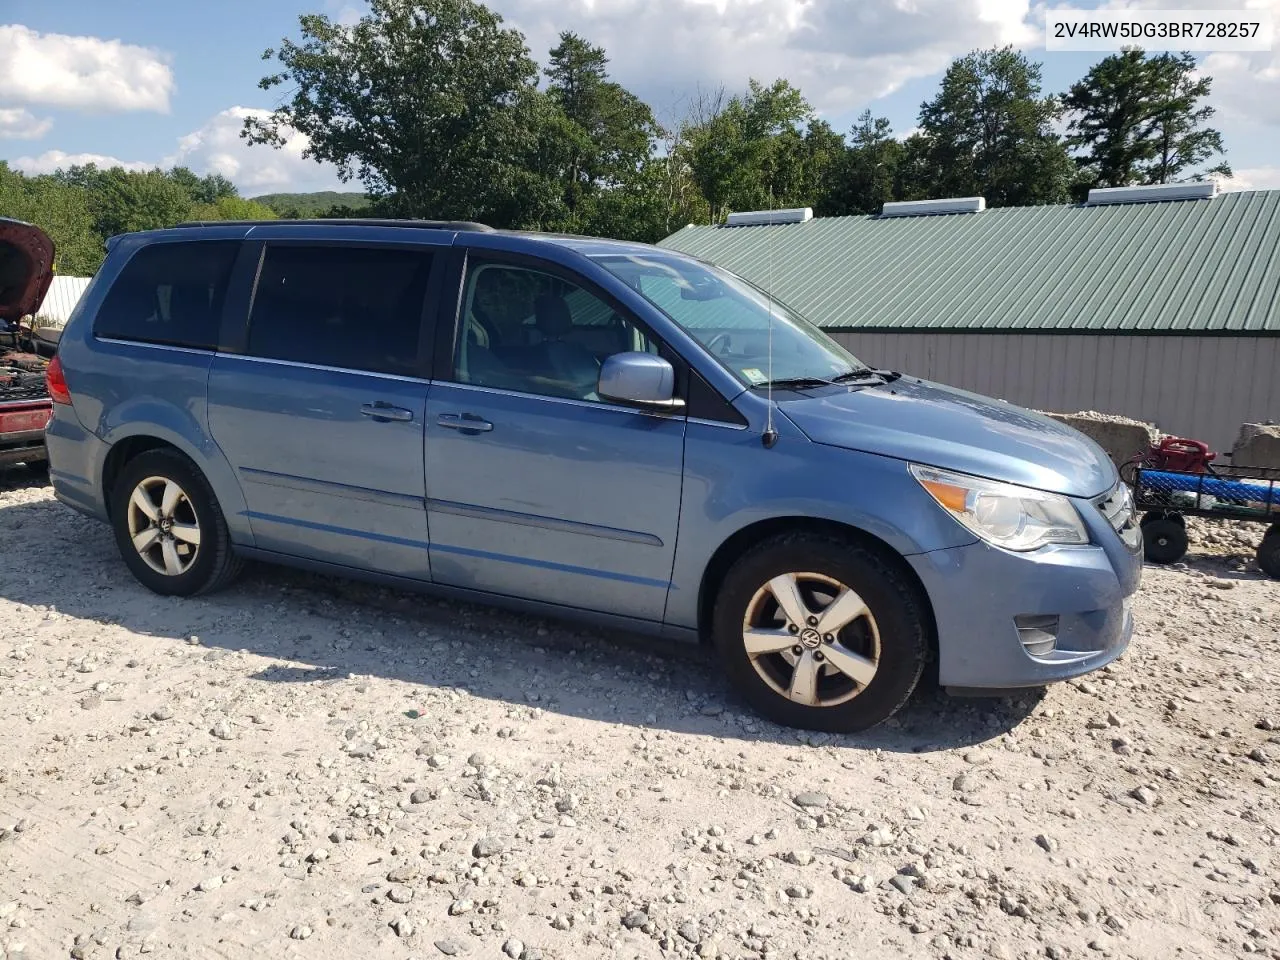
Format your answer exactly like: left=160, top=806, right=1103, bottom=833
left=0, top=162, right=102, bottom=275
left=188, top=195, right=279, bottom=221
left=543, top=31, right=657, bottom=230
left=245, top=0, right=562, bottom=226
left=52, top=164, right=199, bottom=237
left=816, top=111, right=904, bottom=216
left=684, top=79, right=838, bottom=223
left=916, top=46, right=1074, bottom=206
left=1065, top=50, right=1229, bottom=188
left=169, top=167, right=240, bottom=205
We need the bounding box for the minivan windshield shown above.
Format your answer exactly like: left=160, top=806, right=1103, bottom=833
left=591, top=252, right=871, bottom=389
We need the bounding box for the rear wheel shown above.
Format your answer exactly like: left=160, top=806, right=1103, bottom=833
left=1258, top=526, right=1280, bottom=580
left=1142, top=517, right=1189, bottom=564
left=1140, top=511, right=1184, bottom=528
left=712, top=534, right=928, bottom=733
left=110, top=448, right=241, bottom=596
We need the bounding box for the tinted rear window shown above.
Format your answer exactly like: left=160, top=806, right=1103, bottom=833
left=247, top=245, right=435, bottom=376
left=95, top=240, right=239, bottom=350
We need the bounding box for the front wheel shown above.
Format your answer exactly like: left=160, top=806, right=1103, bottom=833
left=109, top=448, right=242, bottom=596
left=712, top=534, right=929, bottom=733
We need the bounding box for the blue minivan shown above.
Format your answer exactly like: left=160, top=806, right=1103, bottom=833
left=40, top=219, right=1143, bottom=731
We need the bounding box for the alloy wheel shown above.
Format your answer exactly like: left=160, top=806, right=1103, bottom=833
left=742, top=572, right=880, bottom=707
left=126, top=476, right=202, bottom=576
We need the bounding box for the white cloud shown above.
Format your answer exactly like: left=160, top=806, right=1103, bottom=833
left=12, top=107, right=343, bottom=194
left=1077, top=0, right=1280, bottom=129
left=164, top=106, right=345, bottom=194
left=489, top=0, right=1039, bottom=117
left=1217, top=166, right=1280, bottom=191
left=12, top=149, right=153, bottom=175
left=0, top=107, right=51, bottom=139
left=0, top=24, right=173, bottom=113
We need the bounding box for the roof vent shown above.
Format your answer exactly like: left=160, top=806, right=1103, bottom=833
left=880, top=197, right=985, bottom=218
left=1085, top=182, right=1217, bottom=205
left=724, top=207, right=814, bottom=227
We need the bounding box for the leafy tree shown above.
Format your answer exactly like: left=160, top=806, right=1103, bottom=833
left=0, top=162, right=102, bottom=275
left=684, top=79, right=838, bottom=223
left=251, top=191, right=371, bottom=217
left=188, top=195, right=279, bottom=221
left=915, top=47, right=1074, bottom=206
left=816, top=111, right=904, bottom=216
left=245, top=0, right=562, bottom=226
left=543, top=32, right=657, bottom=229
left=168, top=167, right=239, bottom=205
left=1065, top=50, right=1229, bottom=188
left=51, top=164, right=199, bottom=237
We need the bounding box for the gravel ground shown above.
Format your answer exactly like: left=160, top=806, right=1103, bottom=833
left=2, top=468, right=1278, bottom=960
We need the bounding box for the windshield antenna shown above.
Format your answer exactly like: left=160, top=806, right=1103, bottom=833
left=761, top=190, right=779, bottom=449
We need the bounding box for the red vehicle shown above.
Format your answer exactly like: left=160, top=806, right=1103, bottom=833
left=0, top=218, right=56, bottom=467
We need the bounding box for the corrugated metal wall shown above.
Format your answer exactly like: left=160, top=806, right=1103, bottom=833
left=33, top=276, right=92, bottom=327
left=831, top=332, right=1280, bottom=452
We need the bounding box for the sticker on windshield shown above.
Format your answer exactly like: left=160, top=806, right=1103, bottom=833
left=741, top=368, right=767, bottom=384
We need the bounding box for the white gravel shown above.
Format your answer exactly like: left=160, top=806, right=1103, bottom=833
left=1, top=470, right=1278, bottom=960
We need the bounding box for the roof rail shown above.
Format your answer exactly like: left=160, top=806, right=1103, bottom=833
left=172, top=218, right=495, bottom=232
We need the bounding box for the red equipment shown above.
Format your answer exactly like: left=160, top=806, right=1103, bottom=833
left=1146, top=437, right=1217, bottom=473
left=1120, top=435, right=1217, bottom=486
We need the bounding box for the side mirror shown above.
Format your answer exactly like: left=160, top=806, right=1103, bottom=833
left=598, top=352, right=684, bottom=410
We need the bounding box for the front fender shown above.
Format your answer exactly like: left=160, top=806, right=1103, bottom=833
left=664, top=417, right=975, bottom=630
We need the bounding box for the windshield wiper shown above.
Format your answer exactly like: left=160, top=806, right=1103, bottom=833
left=830, top=367, right=884, bottom=384
left=754, top=376, right=835, bottom=389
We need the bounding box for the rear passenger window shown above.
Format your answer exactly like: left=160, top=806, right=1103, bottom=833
left=95, top=240, right=238, bottom=350
left=248, top=245, right=434, bottom=377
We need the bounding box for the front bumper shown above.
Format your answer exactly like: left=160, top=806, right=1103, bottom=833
left=908, top=497, right=1142, bottom=689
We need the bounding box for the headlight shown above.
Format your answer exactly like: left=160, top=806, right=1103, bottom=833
left=910, top=464, right=1089, bottom=552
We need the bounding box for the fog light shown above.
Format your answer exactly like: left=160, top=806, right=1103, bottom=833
left=1015, top=615, right=1059, bottom=657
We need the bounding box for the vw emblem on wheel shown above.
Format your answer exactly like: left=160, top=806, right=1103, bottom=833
left=799, top=628, right=822, bottom=649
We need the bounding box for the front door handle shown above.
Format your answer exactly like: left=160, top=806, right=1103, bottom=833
left=360, top=402, right=414, bottom=422
left=437, top=413, right=494, bottom=434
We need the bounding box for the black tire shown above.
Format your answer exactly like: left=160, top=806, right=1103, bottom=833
left=109, top=448, right=242, bottom=596
left=712, top=533, right=929, bottom=733
left=1140, top=511, right=1184, bottom=528
left=1258, top=526, right=1280, bottom=580
left=1142, top=517, right=1189, bottom=564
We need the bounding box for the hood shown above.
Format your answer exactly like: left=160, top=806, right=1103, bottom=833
left=780, top=376, right=1117, bottom=498
left=0, top=218, right=56, bottom=323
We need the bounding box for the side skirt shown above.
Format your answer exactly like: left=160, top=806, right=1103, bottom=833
left=233, top=545, right=701, bottom=645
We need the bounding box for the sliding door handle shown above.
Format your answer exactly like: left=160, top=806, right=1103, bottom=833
left=360, top=402, right=414, bottom=422
left=437, top=413, right=494, bottom=433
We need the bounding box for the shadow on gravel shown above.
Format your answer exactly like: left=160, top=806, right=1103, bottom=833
left=0, top=461, right=49, bottom=493
left=0, top=491, right=1041, bottom=754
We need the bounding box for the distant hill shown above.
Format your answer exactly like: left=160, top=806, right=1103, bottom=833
left=250, top=191, right=372, bottom=217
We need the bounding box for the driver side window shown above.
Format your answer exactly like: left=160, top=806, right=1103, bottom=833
left=454, top=262, right=655, bottom=402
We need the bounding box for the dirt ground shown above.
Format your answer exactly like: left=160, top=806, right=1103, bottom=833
left=1, top=467, right=1278, bottom=960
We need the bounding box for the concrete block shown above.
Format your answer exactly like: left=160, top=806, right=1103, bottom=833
left=1040, top=410, right=1159, bottom=470
left=1231, top=422, right=1280, bottom=469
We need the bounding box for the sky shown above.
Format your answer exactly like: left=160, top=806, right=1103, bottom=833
left=1, top=0, right=1278, bottom=198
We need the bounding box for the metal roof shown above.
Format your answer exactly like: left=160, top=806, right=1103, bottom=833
left=657, top=189, right=1280, bottom=334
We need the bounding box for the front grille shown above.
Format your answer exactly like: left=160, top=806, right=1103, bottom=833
left=1096, top=482, right=1141, bottom=551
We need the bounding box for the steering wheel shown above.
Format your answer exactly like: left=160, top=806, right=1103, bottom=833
left=705, top=332, right=733, bottom=356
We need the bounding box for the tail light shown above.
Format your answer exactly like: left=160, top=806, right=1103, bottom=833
left=46, top=354, right=72, bottom=405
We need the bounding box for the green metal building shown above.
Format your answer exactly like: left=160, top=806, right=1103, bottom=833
left=658, top=184, right=1280, bottom=451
